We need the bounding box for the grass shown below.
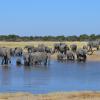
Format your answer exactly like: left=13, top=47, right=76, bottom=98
left=0, top=41, right=87, bottom=48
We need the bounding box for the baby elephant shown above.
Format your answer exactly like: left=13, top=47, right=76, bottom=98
left=66, top=51, right=75, bottom=61
left=57, top=53, right=66, bottom=61
left=76, top=49, right=87, bottom=62
left=70, top=44, right=77, bottom=52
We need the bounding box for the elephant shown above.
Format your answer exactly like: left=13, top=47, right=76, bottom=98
left=32, top=44, right=52, bottom=53
left=87, top=41, right=99, bottom=51
left=66, top=50, right=75, bottom=61
left=57, top=53, right=66, bottom=61
left=59, top=43, right=69, bottom=54
left=38, top=44, right=51, bottom=53
left=10, top=48, right=15, bottom=56
left=15, top=47, right=23, bottom=56
left=24, top=45, right=34, bottom=53
left=83, top=45, right=88, bottom=50
left=37, top=44, right=46, bottom=52
left=76, top=49, right=87, bottom=62
left=54, top=43, right=69, bottom=54
left=30, top=52, right=48, bottom=65
left=54, top=43, right=61, bottom=52
left=70, top=44, right=77, bottom=52
left=23, top=52, right=30, bottom=66
left=0, top=47, right=11, bottom=64
left=97, top=40, right=100, bottom=45
left=83, top=45, right=95, bottom=55
left=29, top=47, right=38, bottom=52
left=45, top=47, right=52, bottom=53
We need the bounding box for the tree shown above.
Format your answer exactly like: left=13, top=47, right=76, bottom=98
left=79, top=34, right=89, bottom=41
left=66, top=35, right=78, bottom=41
left=89, top=34, right=96, bottom=40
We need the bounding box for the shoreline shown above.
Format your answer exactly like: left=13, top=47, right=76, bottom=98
left=0, top=91, right=100, bottom=100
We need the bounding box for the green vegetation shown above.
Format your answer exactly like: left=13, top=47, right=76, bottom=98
left=0, top=34, right=99, bottom=41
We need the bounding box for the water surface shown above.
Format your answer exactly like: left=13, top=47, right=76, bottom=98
left=0, top=58, right=100, bottom=94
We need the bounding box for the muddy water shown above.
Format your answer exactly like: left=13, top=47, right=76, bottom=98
left=0, top=58, right=100, bottom=94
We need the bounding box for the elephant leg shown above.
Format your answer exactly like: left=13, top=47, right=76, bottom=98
left=4, top=58, right=6, bottom=64
left=7, top=57, right=9, bottom=64
left=90, top=47, right=92, bottom=52
left=44, top=59, right=47, bottom=65
left=97, top=47, right=99, bottom=50
left=24, top=61, right=29, bottom=66
left=5, top=59, right=7, bottom=64
left=48, top=59, right=50, bottom=65
left=24, top=60, right=26, bottom=65
left=77, top=55, right=79, bottom=60
left=83, top=55, right=86, bottom=62
left=77, top=55, right=80, bottom=61
left=5, top=58, right=8, bottom=64
left=9, top=60, right=11, bottom=64
left=67, top=56, right=69, bottom=60
left=1, top=58, right=4, bottom=64
left=7, top=59, right=8, bottom=64
left=19, top=53, right=21, bottom=56
left=73, top=55, right=75, bottom=60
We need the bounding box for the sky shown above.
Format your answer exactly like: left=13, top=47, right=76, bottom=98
left=0, top=0, right=99, bottom=36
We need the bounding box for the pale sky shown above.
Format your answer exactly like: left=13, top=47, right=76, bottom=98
left=0, top=0, right=99, bottom=36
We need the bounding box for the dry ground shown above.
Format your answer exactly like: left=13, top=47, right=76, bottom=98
left=0, top=41, right=87, bottom=48
left=0, top=92, right=100, bottom=100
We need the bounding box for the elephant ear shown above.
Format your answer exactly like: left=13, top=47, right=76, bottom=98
left=15, top=47, right=17, bottom=50
left=24, top=46, right=27, bottom=49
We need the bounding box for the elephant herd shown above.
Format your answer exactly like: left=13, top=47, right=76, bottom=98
left=0, top=45, right=51, bottom=66
left=0, top=47, right=23, bottom=65
left=0, top=40, right=99, bottom=66
left=54, top=40, right=100, bottom=62
left=54, top=43, right=87, bottom=62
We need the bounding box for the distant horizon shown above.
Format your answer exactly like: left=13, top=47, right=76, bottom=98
left=0, top=33, right=100, bottom=37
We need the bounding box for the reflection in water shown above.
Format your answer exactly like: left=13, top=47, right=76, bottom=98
left=23, top=65, right=51, bottom=92
left=0, top=58, right=100, bottom=93
left=1, top=66, right=11, bottom=86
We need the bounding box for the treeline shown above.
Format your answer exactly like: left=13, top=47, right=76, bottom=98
left=0, top=34, right=100, bottom=41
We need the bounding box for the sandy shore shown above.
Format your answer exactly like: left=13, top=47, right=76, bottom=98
left=87, top=54, right=100, bottom=61
left=0, top=92, right=100, bottom=100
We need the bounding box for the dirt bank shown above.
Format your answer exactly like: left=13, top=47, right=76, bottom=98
left=87, top=54, right=100, bottom=61
left=0, top=92, right=100, bottom=100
